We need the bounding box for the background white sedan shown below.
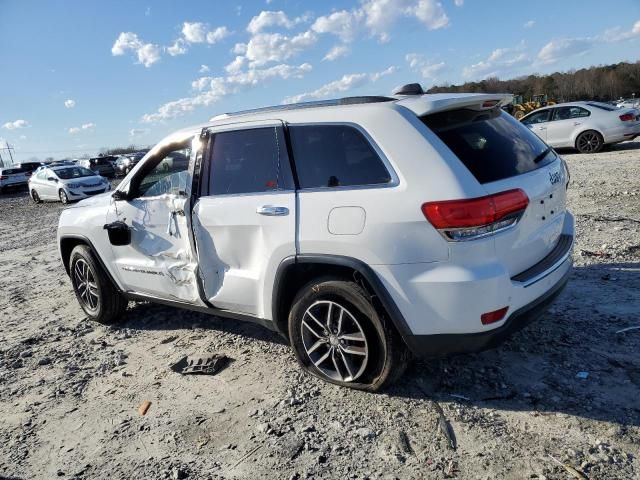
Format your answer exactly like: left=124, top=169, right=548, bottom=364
left=29, top=165, right=110, bottom=204
left=521, top=101, right=640, bottom=153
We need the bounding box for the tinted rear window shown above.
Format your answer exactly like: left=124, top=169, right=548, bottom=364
left=289, top=125, right=391, bottom=189
left=422, top=108, right=555, bottom=184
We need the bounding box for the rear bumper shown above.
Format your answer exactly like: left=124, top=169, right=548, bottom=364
left=403, top=265, right=570, bottom=357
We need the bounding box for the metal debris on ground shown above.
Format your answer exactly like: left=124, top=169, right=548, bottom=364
left=138, top=400, right=152, bottom=416
left=576, top=371, right=589, bottom=379
left=171, top=353, right=230, bottom=375
left=616, top=325, right=640, bottom=334
left=579, top=249, right=611, bottom=258
left=548, top=453, right=587, bottom=479
left=432, top=400, right=457, bottom=451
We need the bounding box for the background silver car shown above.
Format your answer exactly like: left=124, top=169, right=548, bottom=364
left=28, top=165, right=111, bottom=204
left=521, top=101, right=640, bottom=153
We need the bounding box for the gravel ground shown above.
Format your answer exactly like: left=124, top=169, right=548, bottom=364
left=1, top=143, right=639, bottom=480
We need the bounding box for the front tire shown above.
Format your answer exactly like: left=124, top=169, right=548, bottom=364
left=69, top=245, right=127, bottom=324
left=59, top=189, right=69, bottom=204
left=31, top=189, right=41, bottom=203
left=575, top=130, right=603, bottom=153
left=288, top=278, right=408, bottom=391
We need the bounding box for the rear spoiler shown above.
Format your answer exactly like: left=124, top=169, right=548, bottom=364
left=394, top=93, right=513, bottom=117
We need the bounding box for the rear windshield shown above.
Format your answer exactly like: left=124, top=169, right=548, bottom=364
left=55, top=167, right=96, bottom=179
left=422, top=108, right=556, bottom=184
left=90, top=158, right=111, bottom=165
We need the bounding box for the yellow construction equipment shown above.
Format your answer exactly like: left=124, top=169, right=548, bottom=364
left=510, top=94, right=556, bottom=119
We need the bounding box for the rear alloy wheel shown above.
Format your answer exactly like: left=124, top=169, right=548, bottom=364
left=31, top=189, right=41, bottom=203
left=69, top=245, right=127, bottom=324
left=576, top=130, right=603, bottom=154
left=59, top=189, right=69, bottom=204
left=288, top=278, right=408, bottom=391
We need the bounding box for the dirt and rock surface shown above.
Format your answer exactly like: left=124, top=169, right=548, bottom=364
left=1, top=143, right=639, bottom=480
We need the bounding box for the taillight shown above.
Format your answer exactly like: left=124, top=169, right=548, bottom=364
left=422, top=189, right=529, bottom=241
left=619, top=113, right=635, bottom=122
left=481, top=100, right=499, bottom=108
left=0, top=175, right=7, bottom=180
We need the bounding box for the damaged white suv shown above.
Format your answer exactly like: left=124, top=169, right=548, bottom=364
left=58, top=85, right=574, bottom=391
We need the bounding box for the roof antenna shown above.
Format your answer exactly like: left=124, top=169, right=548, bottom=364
left=392, top=83, right=425, bottom=96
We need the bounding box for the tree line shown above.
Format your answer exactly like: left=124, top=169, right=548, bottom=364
left=427, top=61, right=640, bottom=102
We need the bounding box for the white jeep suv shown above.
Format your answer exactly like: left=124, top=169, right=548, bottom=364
left=58, top=86, right=574, bottom=391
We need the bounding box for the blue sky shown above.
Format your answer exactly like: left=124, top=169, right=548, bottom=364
left=1, top=0, right=639, bottom=163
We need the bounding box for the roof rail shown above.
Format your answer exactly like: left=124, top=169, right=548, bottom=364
left=214, top=96, right=395, bottom=120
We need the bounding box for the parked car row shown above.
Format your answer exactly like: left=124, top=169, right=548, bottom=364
left=29, top=165, right=111, bottom=204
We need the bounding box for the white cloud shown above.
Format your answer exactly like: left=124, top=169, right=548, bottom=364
left=64, top=99, right=76, bottom=109
left=111, top=32, right=162, bottom=67
left=323, top=44, right=350, bottom=61
left=406, top=53, right=445, bottom=80
left=535, top=20, right=640, bottom=65
left=311, top=0, right=449, bottom=44
left=243, top=31, right=317, bottom=66
left=311, top=10, right=359, bottom=42
left=247, top=11, right=302, bottom=34
left=68, top=123, right=95, bottom=134
left=19, top=135, right=27, bottom=140
left=225, top=56, right=247, bottom=74
left=181, top=22, right=230, bottom=44
left=129, top=128, right=148, bottom=137
left=145, top=6, right=151, bottom=16
left=284, top=66, right=396, bottom=104
left=523, top=20, right=535, bottom=28
left=2, top=119, right=30, bottom=130
left=167, top=39, right=187, bottom=56
left=199, top=64, right=210, bottom=73
left=536, top=38, right=592, bottom=64
left=143, top=63, right=312, bottom=123
left=453, top=0, right=463, bottom=6
left=463, top=43, right=528, bottom=78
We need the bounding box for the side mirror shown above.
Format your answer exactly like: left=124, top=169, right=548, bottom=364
left=103, top=221, right=131, bottom=246
left=112, top=189, right=129, bottom=201
left=47, top=177, right=57, bottom=182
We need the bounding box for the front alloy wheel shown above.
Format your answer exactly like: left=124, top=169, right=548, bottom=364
left=69, top=245, right=127, bottom=324
left=59, top=189, right=69, bottom=204
left=73, top=258, right=99, bottom=313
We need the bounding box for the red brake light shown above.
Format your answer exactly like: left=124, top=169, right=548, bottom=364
left=619, top=113, right=635, bottom=122
left=422, top=189, right=529, bottom=229
left=0, top=175, right=7, bottom=180
left=482, top=100, right=499, bottom=108
left=481, top=307, right=509, bottom=325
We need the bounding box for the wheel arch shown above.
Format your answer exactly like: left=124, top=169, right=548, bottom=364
left=272, top=254, right=413, bottom=345
left=59, top=235, right=122, bottom=293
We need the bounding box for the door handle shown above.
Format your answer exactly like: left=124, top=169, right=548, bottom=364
left=573, top=122, right=581, bottom=126
left=257, top=205, right=289, bottom=216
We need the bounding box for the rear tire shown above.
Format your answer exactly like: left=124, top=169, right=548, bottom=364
left=288, top=278, right=408, bottom=391
left=69, top=245, right=127, bottom=324
left=31, top=189, right=41, bottom=203
left=575, top=130, right=603, bottom=154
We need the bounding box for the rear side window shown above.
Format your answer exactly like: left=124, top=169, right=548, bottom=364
left=552, top=106, right=590, bottom=120
left=289, top=125, right=391, bottom=189
left=422, top=108, right=555, bottom=184
left=208, top=127, right=294, bottom=195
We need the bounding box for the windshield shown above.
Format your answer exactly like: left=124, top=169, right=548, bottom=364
left=54, top=167, right=97, bottom=179
left=422, top=108, right=556, bottom=184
